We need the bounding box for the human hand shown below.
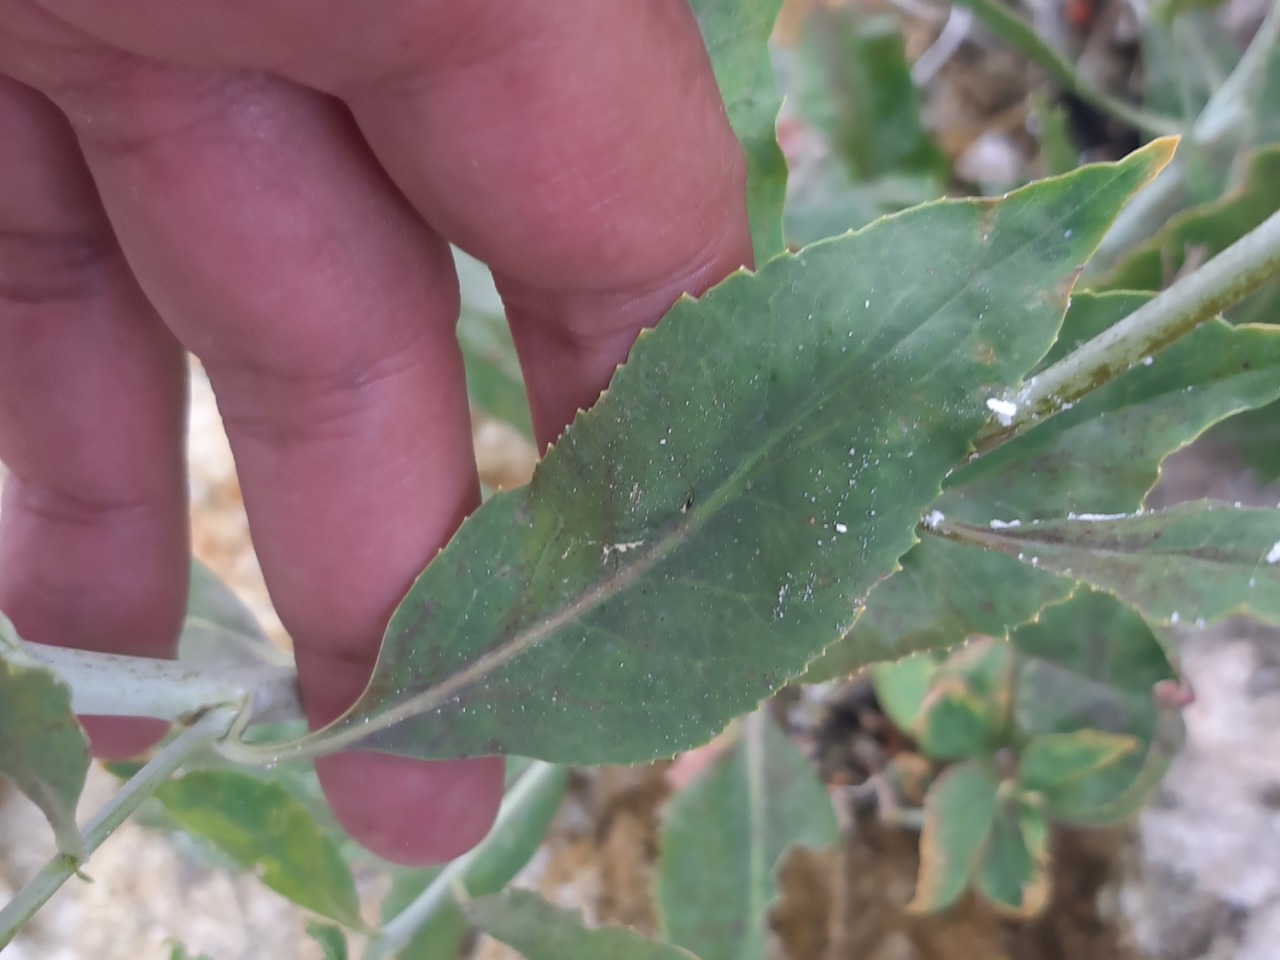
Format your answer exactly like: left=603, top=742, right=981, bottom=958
left=0, top=1, right=750, bottom=863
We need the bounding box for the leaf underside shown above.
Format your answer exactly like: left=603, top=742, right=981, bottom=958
left=656, top=712, right=837, bottom=960
left=465, top=889, right=697, bottom=960
left=944, top=501, right=1280, bottom=626
left=277, top=142, right=1171, bottom=767
left=692, top=0, right=789, bottom=263
left=0, top=613, right=90, bottom=859
left=806, top=282, right=1280, bottom=681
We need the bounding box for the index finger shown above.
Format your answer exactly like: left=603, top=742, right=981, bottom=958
left=341, top=2, right=753, bottom=445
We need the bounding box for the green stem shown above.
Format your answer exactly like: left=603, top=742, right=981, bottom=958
left=973, top=207, right=1280, bottom=454
left=956, top=0, right=1179, bottom=138
left=21, top=640, right=302, bottom=726
left=1093, top=1, right=1280, bottom=271
left=0, top=706, right=240, bottom=949
left=363, top=761, right=566, bottom=960
left=1191, top=0, right=1280, bottom=146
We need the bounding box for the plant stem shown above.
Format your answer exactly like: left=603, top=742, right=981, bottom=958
left=1092, top=0, right=1280, bottom=273
left=0, top=706, right=240, bottom=949
left=363, top=761, right=565, bottom=960
left=973, top=207, right=1280, bottom=454
left=956, top=0, right=1179, bottom=138
left=21, top=640, right=302, bottom=726
left=1191, top=0, right=1280, bottom=146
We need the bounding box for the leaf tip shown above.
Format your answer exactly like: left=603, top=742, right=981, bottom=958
left=1130, top=136, right=1180, bottom=183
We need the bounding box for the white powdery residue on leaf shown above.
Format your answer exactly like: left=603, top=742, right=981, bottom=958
left=1067, top=511, right=1136, bottom=521
left=834, top=522, right=848, bottom=534
left=1141, top=356, right=1154, bottom=366
left=600, top=540, right=645, bottom=564
left=985, top=397, right=1017, bottom=426
left=922, top=510, right=945, bottom=530
left=1266, top=540, right=1280, bottom=565
left=989, top=518, right=1021, bottom=529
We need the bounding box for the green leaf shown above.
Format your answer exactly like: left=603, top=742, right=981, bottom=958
left=949, top=293, right=1280, bottom=518
left=656, top=712, right=837, bottom=960
left=811, top=290, right=1280, bottom=682
left=152, top=770, right=363, bottom=929
left=691, top=0, right=786, bottom=263
left=909, top=760, right=1000, bottom=912
left=803, top=538, right=1070, bottom=682
left=1102, top=146, right=1280, bottom=326
left=377, top=869, right=460, bottom=960
left=1009, top=590, right=1181, bottom=824
left=168, top=943, right=215, bottom=960
left=957, top=0, right=1175, bottom=137
left=179, top=559, right=280, bottom=668
left=974, top=801, right=1050, bottom=917
left=943, top=502, right=1280, bottom=626
left=1032, top=90, right=1078, bottom=177
left=1153, top=0, right=1229, bottom=18
left=454, top=248, right=533, bottom=438
left=1101, top=146, right=1280, bottom=482
left=464, top=889, right=698, bottom=960
left=1018, top=800, right=1050, bottom=864
left=307, top=923, right=348, bottom=960
left=380, top=762, right=568, bottom=960
left=1210, top=403, right=1280, bottom=484
left=1018, top=731, right=1141, bottom=795
left=1011, top=590, right=1175, bottom=737
left=912, top=638, right=1014, bottom=761
left=783, top=170, right=943, bottom=247
left=275, top=143, right=1171, bottom=768
left=796, top=9, right=947, bottom=182
left=0, top=613, right=90, bottom=859
left=870, top=653, right=937, bottom=732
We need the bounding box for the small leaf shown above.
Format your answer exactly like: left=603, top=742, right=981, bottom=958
left=1102, top=146, right=1280, bottom=325
left=464, top=889, right=698, bottom=960
left=180, top=559, right=279, bottom=668
left=168, top=943, right=215, bottom=960
left=0, top=613, right=90, bottom=859
left=1211, top=403, right=1280, bottom=485
left=909, top=760, right=1000, bottom=913
left=974, top=803, right=1050, bottom=917
left=1018, top=800, right=1050, bottom=864
left=947, top=294, right=1280, bottom=519
left=152, top=770, right=363, bottom=929
left=281, top=144, right=1172, bottom=768
left=795, top=9, right=947, bottom=182
left=1011, top=590, right=1175, bottom=738
left=691, top=0, right=787, bottom=262
left=1009, top=590, right=1181, bottom=824
left=913, top=678, right=995, bottom=761
left=1018, top=731, right=1141, bottom=796
left=913, top=638, right=1014, bottom=760
left=656, top=712, right=837, bottom=960
left=870, top=654, right=937, bottom=732
left=307, top=923, right=348, bottom=960
left=804, top=538, right=1070, bottom=682
left=1032, top=90, right=1078, bottom=177
left=809, top=277, right=1280, bottom=683
left=942, top=502, right=1280, bottom=626
left=454, top=248, right=533, bottom=438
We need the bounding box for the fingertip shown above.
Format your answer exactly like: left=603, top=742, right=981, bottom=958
left=316, top=752, right=504, bottom=866
left=79, top=715, right=171, bottom=760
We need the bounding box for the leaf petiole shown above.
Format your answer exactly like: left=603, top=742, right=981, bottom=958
left=0, top=706, right=241, bottom=950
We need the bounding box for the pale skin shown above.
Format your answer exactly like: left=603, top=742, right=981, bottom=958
left=0, top=1, right=751, bottom=863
